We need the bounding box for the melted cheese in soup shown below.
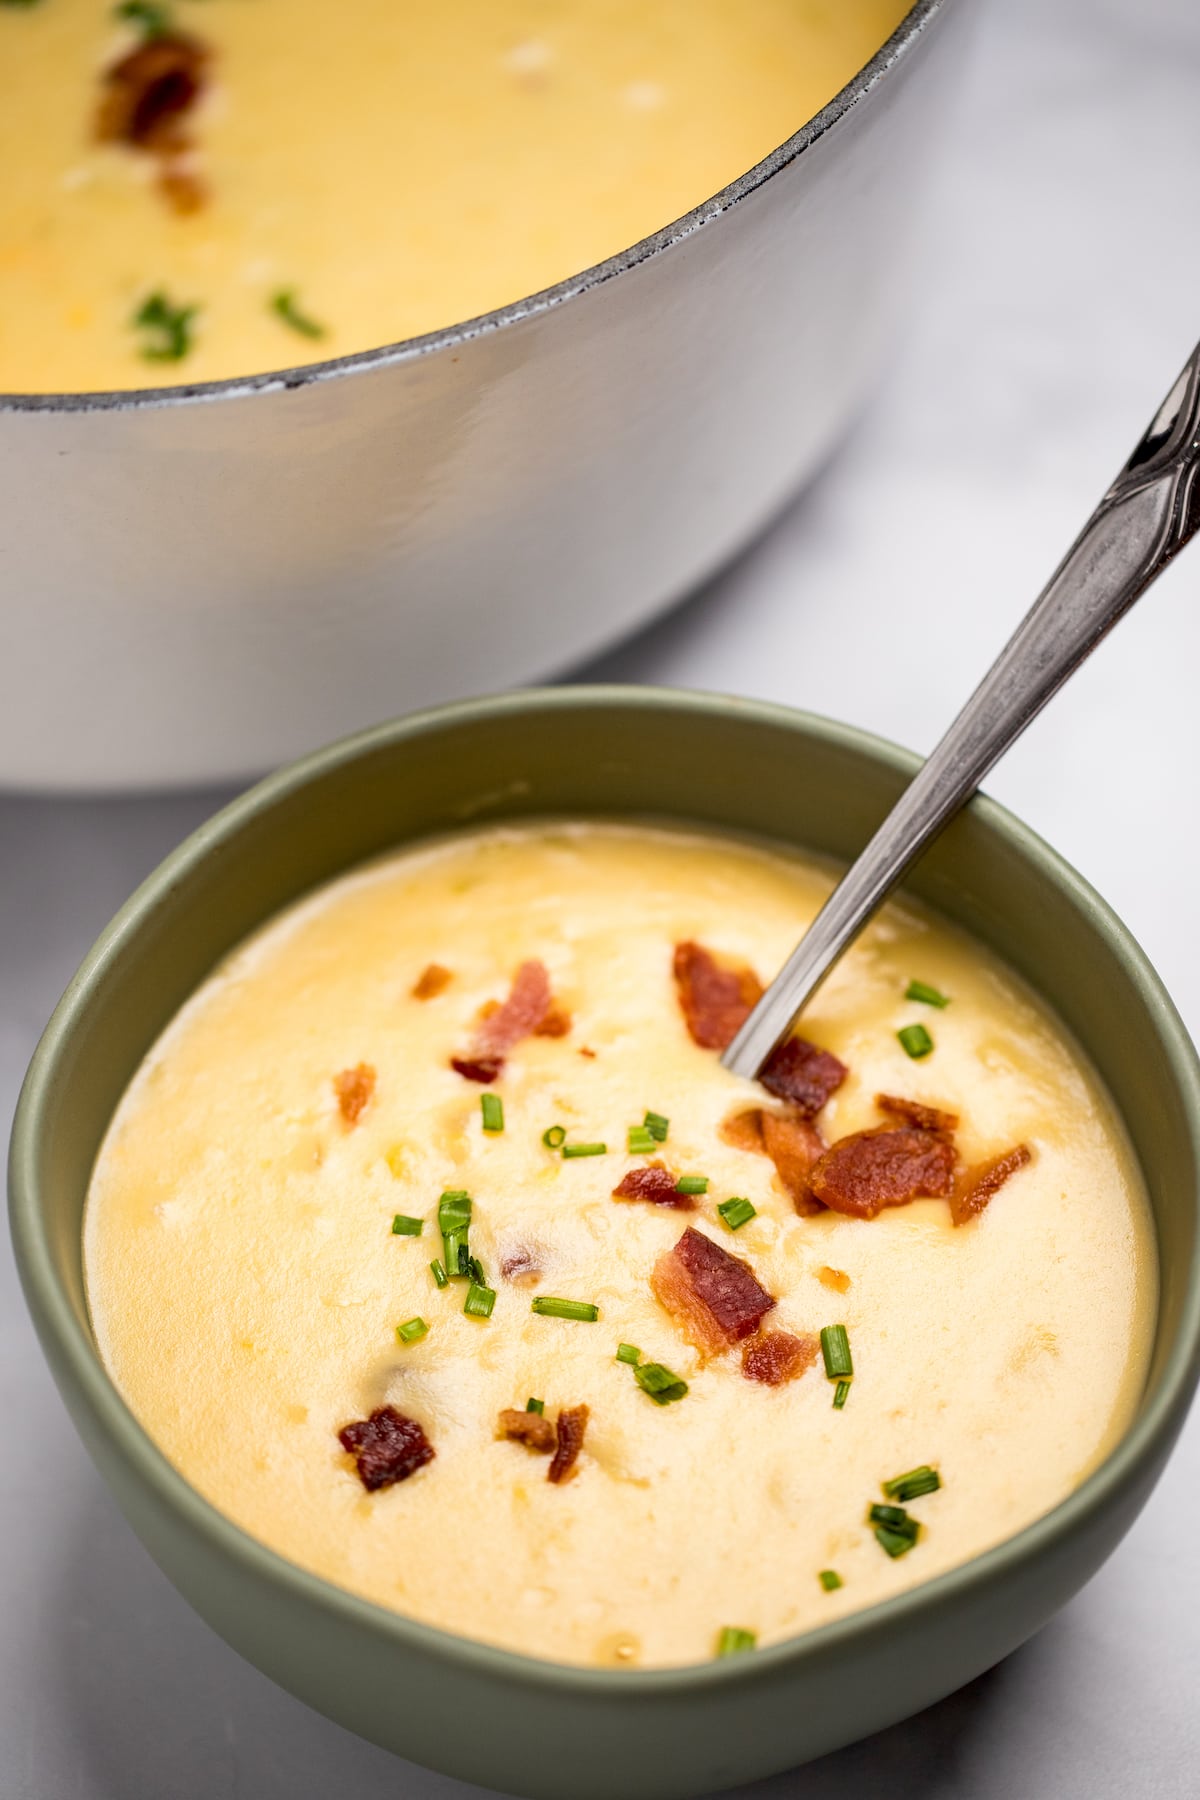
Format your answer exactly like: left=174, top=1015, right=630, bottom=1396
left=84, top=823, right=1156, bottom=1668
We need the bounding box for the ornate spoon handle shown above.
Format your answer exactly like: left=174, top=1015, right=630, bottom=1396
left=723, top=338, right=1200, bottom=1079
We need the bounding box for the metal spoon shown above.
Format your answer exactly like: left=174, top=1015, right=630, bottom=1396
left=723, top=337, right=1200, bottom=1081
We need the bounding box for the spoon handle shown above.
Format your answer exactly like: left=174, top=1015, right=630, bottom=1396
left=723, top=337, right=1200, bottom=1079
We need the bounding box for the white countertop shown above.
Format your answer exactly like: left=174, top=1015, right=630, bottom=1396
left=4, top=0, right=1200, bottom=1793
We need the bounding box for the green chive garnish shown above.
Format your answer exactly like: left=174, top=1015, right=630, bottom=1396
left=395, top=1316, right=428, bottom=1345
left=832, top=1379, right=851, bottom=1410
left=562, top=1141, right=607, bottom=1159
left=874, top=1526, right=917, bottom=1559
left=627, top=1125, right=656, bottom=1154
left=466, top=1253, right=487, bottom=1287
left=616, top=1343, right=642, bottom=1365
left=438, top=1191, right=473, bottom=1276
left=818, top=1569, right=843, bottom=1592
left=644, top=1111, right=669, bottom=1142
left=526, top=1397, right=544, bottom=1414
left=464, top=1282, right=496, bottom=1319
left=905, top=980, right=950, bottom=1009
left=675, top=1175, right=709, bottom=1196
left=820, top=1324, right=853, bottom=1380
left=716, top=1627, right=756, bottom=1658
left=898, top=1023, right=934, bottom=1060
left=271, top=288, right=327, bottom=340
left=883, top=1465, right=941, bottom=1502
left=132, top=291, right=197, bottom=362
left=391, top=1214, right=423, bottom=1237
left=633, top=1361, right=688, bottom=1405
left=542, top=1125, right=566, bottom=1149
left=481, top=1093, right=504, bottom=1133
left=868, top=1503, right=918, bottom=1537
left=717, top=1197, right=756, bottom=1231
left=114, top=0, right=172, bottom=36
left=430, top=1258, right=449, bottom=1289
left=531, top=1296, right=599, bottom=1322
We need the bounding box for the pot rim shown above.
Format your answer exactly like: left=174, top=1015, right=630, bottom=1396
left=10, top=684, right=1200, bottom=1699
left=0, top=0, right=950, bottom=418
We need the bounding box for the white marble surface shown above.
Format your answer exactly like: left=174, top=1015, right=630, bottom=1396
left=4, top=0, right=1200, bottom=1794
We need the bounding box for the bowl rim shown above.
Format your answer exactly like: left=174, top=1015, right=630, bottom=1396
left=0, top=0, right=950, bottom=417
left=10, top=683, right=1200, bottom=1697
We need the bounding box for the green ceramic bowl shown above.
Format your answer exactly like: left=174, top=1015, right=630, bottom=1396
left=10, top=688, right=1200, bottom=1799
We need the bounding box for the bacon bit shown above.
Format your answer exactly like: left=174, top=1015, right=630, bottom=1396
left=612, top=1163, right=695, bottom=1210
left=451, top=959, right=559, bottom=1082
left=497, top=1408, right=557, bottom=1453
left=876, top=1092, right=960, bottom=1133
left=578, top=1046, right=597, bottom=1059
left=534, top=1005, right=572, bottom=1039
left=809, top=1126, right=957, bottom=1221
left=338, top=1405, right=434, bottom=1491
left=761, top=1111, right=827, bottom=1216
left=94, top=34, right=211, bottom=213
left=742, top=1330, right=819, bottom=1386
left=673, top=941, right=763, bottom=1051
left=412, top=963, right=453, bottom=1000
left=720, top=1108, right=765, bottom=1154
left=334, top=1062, right=375, bottom=1126
left=759, top=1037, right=848, bottom=1117
left=499, top=1247, right=541, bottom=1284
left=951, top=1144, right=1032, bottom=1226
left=548, top=1404, right=589, bottom=1484
left=817, top=1265, right=851, bottom=1294
left=651, top=1226, right=775, bottom=1358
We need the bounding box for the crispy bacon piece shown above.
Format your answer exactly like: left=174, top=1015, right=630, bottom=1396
left=499, top=1247, right=541, bottom=1284
left=809, top=1126, right=956, bottom=1221
left=612, top=1163, right=695, bottom=1210
left=742, top=1330, right=819, bottom=1386
left=761, top=1111, right=827, bottom=1216
left=759, top=1036, right=848, bottom=1117
left=451, top=959, right=557, bottom=1082
left=95, top=33, right=211, bottom=212
left=498, top=1408, right=557, bottom=1453
left=951, top=1144, right=1032, bottom=1226
left=334, top=1062, right=375, bottom=1126
left=412, top=962, right=453, bottom=1000
left=548, top=1404, right=589, bottom=1484
left=817, top=1265, right=851, bottom=1294
left=876, top=1092, right=960, bottom=1134
left=338, top=1405, right=434, bottom=1491
left=534, top=1004, right=571, bottom=1039
left=720, top=1108, right=766, bottom=1154
left=673, top=941, right=763, bottom=1051
left=652, top=1226, right=775, bottom=1358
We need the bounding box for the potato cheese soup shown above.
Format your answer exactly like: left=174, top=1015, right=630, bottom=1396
left=0, top=0, right=910, bottom=392
left=84, top=823, right=1156, bottom=1669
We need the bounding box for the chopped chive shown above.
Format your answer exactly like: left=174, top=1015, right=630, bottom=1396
left=270, top=288, right=327, bottom=340
left=442, top=1230, right=468, bottom=1277
left=820, top=1324, right=853, bottom=1380
left=456, top=1243, right=472, bottom=1278
left=430, top=1258, right=449, bottom=1289
left=874, top=1525, right=917, bottom=1559
left=616, top=1342, right=642, bottom=1365
left=132, top=290, right=197, bottom=362
left=525, top=1397, right=545, bottom=1415
left=627, top=1125, right=656, bottom=1154
left=562, top=1141, right=607, bottom=1159
left=114, top=0, right=172, bottom=37
left=437, top=1190, right=472, bottom=1226
left=905, top=979, right=950, bottom=1009
left=832, top=1379, right=851, bottom=1410
left=466, top=1253, right=488, bottom=1287
left=395, top=1316, right=428, bottom=1345
left=643, top=1110, right=670, bottom=1142
left=883, top=1465, right=941, bottom=1503
left=633, top=1361, right=688, bottom=1405
left=716, top=1627, right=756, bottom=1658
left=717, top=1197, right=756, bottom=1232
left=391, top=1213, right=423, bottom=1237
left=531, top=1296, right=599, bottom=1322
left=897, top=1023, right=934, bottom=1060
left=675, top=1175, right=709, bottom=1196
left=868, top=1503, right=918, bottom=1537
left=542, top=1125, right=566, bottom=1149
left=481, top=1092, right=504, bottom=1133
left=818, top=1569, right=843, bottom=1592
left=463, top=1282, right=496, bottom=1319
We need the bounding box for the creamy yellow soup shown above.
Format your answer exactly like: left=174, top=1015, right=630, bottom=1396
left=0, top=0, right=910, bottom=392
left=84, top=823, right=1156, bottom=1668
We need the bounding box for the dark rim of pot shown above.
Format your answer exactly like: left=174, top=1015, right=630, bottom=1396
left=1, top=0, right=949, bottom=416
